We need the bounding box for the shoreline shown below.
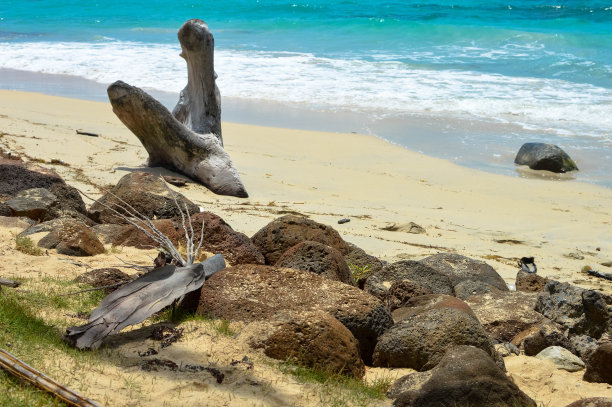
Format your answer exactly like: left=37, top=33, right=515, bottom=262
left=1, top=89, right=611, bottom=297
left=2, top=68, right=610, bottom=190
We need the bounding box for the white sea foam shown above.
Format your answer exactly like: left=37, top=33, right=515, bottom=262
left=0, top=40, right=610, bottom=140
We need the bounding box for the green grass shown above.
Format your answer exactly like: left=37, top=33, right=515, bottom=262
left=278, top=361, right=393, bottom=407
left=14, top=235, right=44, bottom=256
left=154, top=308, right=236, bottom=337
left=348, top=263, right=371, bottom=284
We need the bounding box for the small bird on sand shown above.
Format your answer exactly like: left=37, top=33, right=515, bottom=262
left=518, top=257, right=537, bottom=273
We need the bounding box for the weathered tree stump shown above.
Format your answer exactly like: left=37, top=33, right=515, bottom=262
left=107, top=19, right=248, bottom=198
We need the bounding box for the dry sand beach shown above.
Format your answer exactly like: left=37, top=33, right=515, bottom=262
left=1, top=89, right=612, bottom=406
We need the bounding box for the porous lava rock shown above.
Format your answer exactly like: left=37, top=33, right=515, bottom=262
left=391, top=294, right=477, bottom=323
left=197, top=264, right=393, bottom=364
left=564, top=398, right=612, bottom=407
left=511, top=319, right=574, bottom=356
left=583, top=343, right=612, bottom=384
left=386, top=281, right=432, bottom=311
left=75, top=268, right=132, bottom=294
left=343, top=242, right=385, bottom=288
left=38, top=219, right=104, bottom=256
left=275, top=240, right=353, bottom=284
left=112, top=219, right=183, bottom=249
left=88, top=171, right=199, bottom=224
left=239, top=310, right=364, bottom=378
left=0, top=159, right=65, bottom=196
left=392, top=346, right=536, bottom=407
left=364, top=260, right=453, bottom=303
left=420, top=253, right=509, bottom=294
left=516, top=270, right=549, bottom=292
left=372, top=308, right=496, bottom=371
left=535, top=281, right=610, bottom=339
left=6, top=188, right=58, bottom=221
left=514, top=142, right=578, bottom=173
left=250, top=215, right=350, bottom=265
left=467, top=291, right=544, bottom=342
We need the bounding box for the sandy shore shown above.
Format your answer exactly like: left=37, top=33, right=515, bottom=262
left=1, top=90, right=612, bottom=406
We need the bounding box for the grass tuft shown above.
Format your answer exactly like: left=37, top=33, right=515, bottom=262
left=14, top=235, right=44, bottom=256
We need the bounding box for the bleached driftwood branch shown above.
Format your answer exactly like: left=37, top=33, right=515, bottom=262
left=107, top=19, right=248, bottom=198
left=0, top=347, right=102, bottom=407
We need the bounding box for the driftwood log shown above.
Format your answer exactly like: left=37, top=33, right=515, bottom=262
left=0, top=348, right=102, bottom=407
left=107, top=19, right=248, bottom=198
left=0, top=278, right=21, bottom=288
left=66, top=254, right=226, bottom=350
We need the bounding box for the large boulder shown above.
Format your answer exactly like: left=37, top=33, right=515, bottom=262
left=0, top=159, right=65, bottom=196
left=386, top=281, right=432, bottom=312
left=467, top=291, right=544, bottom=342
left=372, top=308, right=496, bottom=371
left=535, top=346, right=585, bottom=372
left=564, top=398, right=612, bottom=407
left=88, top=171, right=199, bottom=224
left=275, top=240, right=353, bottom=284
left=392, top=294, right=477, bottom=323
left=364, top=260, right=453, bottom=303
left=250, top=215, right=350, bottom=265
left=392, top=346, right=536, bottom=407
left=514, top=142, right=578, bottom=173
left=112, top=219, right=183, bottom=249
left=420, top=253, right=509, bottom=298
left=238, top=310, right=364, bottom=378
left=583, top=343, right=612, bottom=384
left=38, top=219, right=105, bottom=256
left=197, top=264, right=393, bottom=364
left=535, top=281, right=610, bottom=338
left=6, top=188, right=58, bottom=221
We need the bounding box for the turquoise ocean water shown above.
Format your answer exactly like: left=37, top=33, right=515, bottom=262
left=0, top=1, right=611, bottom=186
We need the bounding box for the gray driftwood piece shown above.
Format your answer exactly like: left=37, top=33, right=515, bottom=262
left=107, top=19, right=248, bottom=198
left=65, top=254, right=226, bottom=350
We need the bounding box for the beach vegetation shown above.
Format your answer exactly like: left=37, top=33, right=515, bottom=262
left=348, top=263, right=371, bottom=284
left=14, top=235, right=44, bottom=256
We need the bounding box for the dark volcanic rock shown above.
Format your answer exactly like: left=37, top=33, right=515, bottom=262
left=511, top=319, right=574, bottom=356
left=88, top=171, right=199, bottom=224
left=75, top=268, right=132, bottom=294
left=387, top=281, right=432, bottom=311
left=240, top=310, right=364, bottom=378
left=112, top=219, right=183, bottom=249
left=453, top=279, right=503, bottom=300
left=0, top=159, right=66, bottom=196
left=420, top=253, right=509, bottom=293
left=535, top=281, right=610, bottom=339
left=38, top=219, right=104, bottom=256
left=197, top=264, right=393, bottom=364
left=6, top=188, right=58, bottom=221
left=564, top=398, right=612, bottom=407
left=583, top=343, right=612, bottom=384
left=250, top=215, right=350, bottom=265
left=516, top=270, right=549, bottom=292
left=364, top=260, right=453, bottom=303
left=373, top=308, right=496, bottom=371
left=392, top=346, right=536, bottom=407
left=570, top=335, right=599, bottom=360
left=467, top=291, right=544, bottom=342
left=392, top=294, right=477, bottom=323
left=275, top=240, right=353, bottom=284
left=514, top=142, right=578, bottom=173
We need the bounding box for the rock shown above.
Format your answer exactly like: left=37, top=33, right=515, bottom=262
left=512, top=319, right=574, bottom=356
left=516, top=270, right=549, bottom=292
left=112, top=219, right=183, bottom=249
left=343, top=242, right=385, bottom=288
left=495, top=342, right=520, bottom=357
left=19, top=218, right=68, bottom=237
left=420, top=253, right=509, bottom=293
left=38, top=219, right=105, bottom=256
left=364, top=260, right=453, bottom=303
left=570, top=335, right=599, bottom=360
left=75, top=268, right=132, bottom=294
left=564, top=398, right=612, bottom=407
left=0, top=202, right=13, bottom=216
left=583, top=343, right=612, bottom=384
left=373, top=308, right=496, bottom=371
left=387, top=281, right=432, bottom=311
left=197, top=264, right=393, bottom=364
left=535, top=281, right=610, bottom=338
left=453, top=279, right=503, bottom=300
left=392, top=294, right=478, bottom=323
left=275, top=240, right=353, bottom=284
left=251, top=215, right=350, bottom=265
left=392, top=346, right=536, bottom=407
left=0, top=216, right=32, bottom=231
left=466, top=291, right=544, bottom=342
left=0, top=159, right=66, bottom=196
left=91, top=224, right=127, bottom=244
left=382, top=222, right=425, bottom=234
left=47, top=183, right=88, bottom=220
left=387, top=371, right=433, bottom=399
left=535, top=346, right=585, bottom=372
left=239, top=310, right=364, bottom=378
left=88, top=171, right=199, bottom=224
left=514, top=142, right=578, bottom=173
left=6, top=188, right=58, bottom=221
